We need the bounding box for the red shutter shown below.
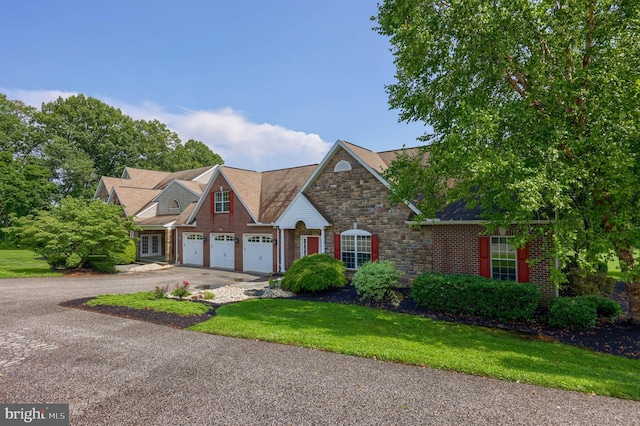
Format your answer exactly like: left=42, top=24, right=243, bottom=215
left=210, top=192, right=215, bottom=214
left=334, top=234, right=341, bottom=260
left=479, top=236, right=490, bottom=278
left=517, top=243, right=531, bottom=282
left=229, top=190, right=234, bottom=214
left=371, top=234, right=379, bottom=261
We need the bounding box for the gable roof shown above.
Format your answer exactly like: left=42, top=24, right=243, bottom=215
left=108, top=186, right=162, bottom=217
left=186, top=164, right=317, bottom=226
left=299, top=140, right=422, bottom=215
left=258, top=165, right=317, bottom=223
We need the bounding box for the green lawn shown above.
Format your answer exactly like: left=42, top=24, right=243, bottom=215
left=0, top=249, right=61, bottom=279
left=606, top=248, right=640, bottom=280
left=191, top=298, right=640, bottom=401
left=87, top=292, right=212, bottom=316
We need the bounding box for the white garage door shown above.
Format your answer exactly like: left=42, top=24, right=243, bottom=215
left=243, top=234, right=273, bottom=273
left=183, top=233, right=203, bottom=266
left=210, top=233, right=235, bottom=270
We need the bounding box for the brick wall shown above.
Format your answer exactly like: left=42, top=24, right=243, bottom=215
left=305, top=147, right=433, bottom=282
left=179, top=174, right=276, bottom=271
left=432, top=224, right=556, bottom=303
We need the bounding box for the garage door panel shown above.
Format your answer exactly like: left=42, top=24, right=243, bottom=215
left=243, top=234, right=273, bottom=273
left=210, top=233, right=235, bottom=269
left=183, top=233, right=203, bottom=266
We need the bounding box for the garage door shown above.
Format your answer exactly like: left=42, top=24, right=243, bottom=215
left=243, top=234, right=273, bottom=273
left=183, top=233, right=203, bottom=266
left=210, top=233, right=235, bottom=269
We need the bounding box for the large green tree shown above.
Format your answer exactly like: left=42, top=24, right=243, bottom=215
left=375, top=1, right=640, bottom=322
left=0, top=152, right=56, bottom=240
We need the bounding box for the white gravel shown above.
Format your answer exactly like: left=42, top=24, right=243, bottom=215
left=168, top=285, right=295, bottom=304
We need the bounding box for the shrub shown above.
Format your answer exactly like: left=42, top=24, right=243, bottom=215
left=110, top=238, right=137, bottom=265
left=410, top=272, right=540, bottom=321
left=171, top=280, right=191, bottom=299
left=564, top=268, right=616, bottom=297
left=203, top=290, right=215, bottom=300
left=87, top=257, right=116, bottom=273
left=548, top=297, right=598, bottom=331
left=281, top=253, right=347, bottom=292
left=352, top=260, right=403, bottom=307
left=152, top=285, right=169, bottom=299
left=581, top=295, right=623, bottom=320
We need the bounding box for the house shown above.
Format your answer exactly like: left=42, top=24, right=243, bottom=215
left=97, top=140, right=556, bottom=302
left=94, top=165, right=217, bottom=263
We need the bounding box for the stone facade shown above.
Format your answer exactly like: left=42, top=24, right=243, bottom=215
left=304, top=146, right=433, bottom=282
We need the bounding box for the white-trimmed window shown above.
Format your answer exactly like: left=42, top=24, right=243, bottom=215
left=214, top=191, right=230, bottom=213
left=340, top=229, right=371, bottom=270
left=169, top=199, right=180, bottom=210
left=491, top=236, right=517, bottom=281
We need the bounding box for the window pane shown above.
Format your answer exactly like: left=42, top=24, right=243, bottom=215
left=490, top=236, right=516, bottom=281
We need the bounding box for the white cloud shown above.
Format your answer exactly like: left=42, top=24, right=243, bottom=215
left=2, top=88, right=78, bottom=108
left=1, top=88, right=331, bottom=171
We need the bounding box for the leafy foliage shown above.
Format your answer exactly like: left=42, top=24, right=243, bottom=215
left=375, top=0, right=640, bottom=322
left=410, top=272, right=540, bottom=321
left=548, top=294, right=623, bottom=330
left=548, top=297, right=598, bottom=331
left=5, top=197, right=137, bottom=270
left=171, top=280, right=192, bottom=299
left=581, top=295, right=623, bottom=320
left=564, top=268, right=617, bottom=297
left=281, top=253, right=347, bottom=292
left=109, top=238, right=137, bottom=265
left=352, top=260, right=403, bottom=307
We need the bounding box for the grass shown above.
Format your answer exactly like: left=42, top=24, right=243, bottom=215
left=86, top=292, right=212, bottom=316
left=0, top=249, right=62, bottom=279
left=190, top=298, right=640, bottom=401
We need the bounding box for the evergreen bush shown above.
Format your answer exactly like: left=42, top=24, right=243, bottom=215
left=110, top=238, right=137, bottom=265
left=564, top=268, right=617, bottom=297
left=352, top=260, right=403, bottom=307
left=281, top=253, right=347, bottom=292
left=548, top=297, right=598, bottom=331
left=410, top=272, right=540, bottom=321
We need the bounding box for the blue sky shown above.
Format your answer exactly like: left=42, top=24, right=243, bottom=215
left=1, top=1, right=428, bottom=171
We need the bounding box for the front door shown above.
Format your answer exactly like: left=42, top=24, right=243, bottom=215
left=302, top=236, right=320, bottom=257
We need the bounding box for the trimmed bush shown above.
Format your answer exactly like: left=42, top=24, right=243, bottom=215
left=282, top=253, right=347, bottom=292
left=548, top=297, right=598, bottom=331
left=410, top=272, right=540, bottom=321
left=581, top=295, right=623, bottom=320
left=110, top=238, right=137, bottom=265
left=352, top=260, right=403, bottom=307
left=564, top=268, right=616, bottom=297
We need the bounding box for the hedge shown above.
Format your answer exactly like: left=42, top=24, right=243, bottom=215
left=410, top=272, right=540, bottom=322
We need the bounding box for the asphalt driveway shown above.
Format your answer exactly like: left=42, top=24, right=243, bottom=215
left=1, top=266, right=638, bottom=425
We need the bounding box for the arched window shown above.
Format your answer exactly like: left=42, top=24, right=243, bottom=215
left=333, top=160, right=352, bottom=172
left=169, top=199, right=180, bottom=210
left=335, top=229, right=378, bottom=269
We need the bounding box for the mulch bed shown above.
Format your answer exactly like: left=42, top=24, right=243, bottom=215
left=60, top=282, right=640, bottom=359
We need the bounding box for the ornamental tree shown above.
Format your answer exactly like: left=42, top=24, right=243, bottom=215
left=374, top=0, right=640, bottom=322
left=5, top=197, right=137, bottom=270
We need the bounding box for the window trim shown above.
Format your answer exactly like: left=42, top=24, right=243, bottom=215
left=214, top=191, right=230, bottom=213
left=340, top=229, right=372, bottom=270
left=490, top=236, right=517, bottom=281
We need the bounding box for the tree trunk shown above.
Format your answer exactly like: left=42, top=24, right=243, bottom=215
left=627, top=279, right=640, bottom=324
left=616, top=246, right=640, bottom=324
